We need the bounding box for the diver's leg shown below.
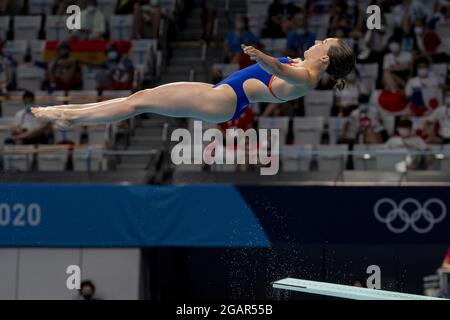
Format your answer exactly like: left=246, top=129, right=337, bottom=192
left=32, top=82, right=236, bottom=125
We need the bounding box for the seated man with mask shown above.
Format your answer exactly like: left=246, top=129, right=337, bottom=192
left=95, top=44, right=135, bottom=91
left=405, top=61, right=443, bottom=116
left=6, top=91, right=51, bottom=145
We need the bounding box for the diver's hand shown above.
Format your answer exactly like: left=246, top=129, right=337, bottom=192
left=241, top=44, right=263, bottom=61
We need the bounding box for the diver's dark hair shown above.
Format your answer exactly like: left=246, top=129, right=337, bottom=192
left=326, top=39, right=356, bottom=90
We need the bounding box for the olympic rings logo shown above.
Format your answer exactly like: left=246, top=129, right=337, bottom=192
left=373, top=198, right=447, bottom=234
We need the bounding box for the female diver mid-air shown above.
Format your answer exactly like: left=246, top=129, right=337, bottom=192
left=32, top=38, right=356, bottom=126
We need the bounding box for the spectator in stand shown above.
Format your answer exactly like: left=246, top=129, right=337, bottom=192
left=77, top=280, right=100, bottom=300
left=0, top=42, right=17, bottom=94
left=285, top=13, right=315, bottom=59
left=6, top=91, right=51, bottom=145
left=224, top=15, right=259, bottom=64
left=385, top=117, right=430, bottom=170
left=357, top=1, right=389, bottom=63
left=405, top=61, right=443, bottom=116
left=78, top=0, right=106, bottom=40
left=383, top=39, right=413, bottom=87
left=95, top=44, right=134, bottom=90
left=262, top=0, right=301, bottom=38
left=200, top=0, right=218, bottom=44
left=378, top=61, right=409, bottom=114
left=427, top=87, right=450, bottom=144
left=44, top=42, right=82, bottom=91
left=115, top=0, right=162, bottom=39
left=392, top=0, right=430, bottom=33
left=331, top=71, right=361, bottom=117
left=341, top=102, right=386, bottom=145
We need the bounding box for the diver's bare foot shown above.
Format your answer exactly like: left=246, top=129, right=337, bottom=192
left=31, top=107, right=75, bottom=127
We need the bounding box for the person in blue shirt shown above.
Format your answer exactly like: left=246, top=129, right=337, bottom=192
left=285, top=14, right=316, bottom=59
left=224, top=15, right=260, bottom=63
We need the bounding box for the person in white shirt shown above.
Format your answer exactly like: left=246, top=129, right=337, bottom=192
left=385, top=117, right=430, bottom=170
left=332, top=72, right=361, bottom=116
left=341, top=103, right=386, bottom=144
left=427, top=87, right=450, bottom=143
left=8, top=91, right=50, bottom=145
left=405, top=62, right=442, bottom=97
left=405, top=61, right=443, bottom=116
left=383, top=40, right=413, bottom=87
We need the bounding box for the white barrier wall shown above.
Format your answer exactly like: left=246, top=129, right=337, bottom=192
left=0, top=249, right=141, bottom=300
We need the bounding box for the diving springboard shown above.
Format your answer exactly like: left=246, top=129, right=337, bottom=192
left=272, top=278, right=448, bottom=300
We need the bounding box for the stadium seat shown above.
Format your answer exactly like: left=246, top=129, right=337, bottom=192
left=45, top=16, right=70, bottom=41
left=3, top=145, right=35, bottom=172
left=353, top=144, right=384, bottom=171
left=0, top=117, right=14, bottom=150
left=36, top=145, right=69, bottom=171
left=357, top=63, right=379, bottom=94
left=87, top=125, right=108, bottom=145
left=293, top=117, right=324, bottom=145
left=17, top=65, right=45, bottom=91
left=35, top=90, right=67, bottom=106
left=304, top=90, right=333, bottom=117
left=328, top=117, right=347, bottom=145
left=109, top=15, right=133, bottom=40
left=1, top=101, right=25, bottom=118
left=0, top=16, right=10, bottom=40
left=422, top=87, right=444, bottom=107
left=258, top=116, right=290, bottom=145
left=73, top=145, right=105, bottom=171
left=97, top=0, right=117, bottom=17
left=431, top=63, right=448, bottom=84
left=101, top=90, right=133, bottom=99
left=29, top=40, right=45, bottom=62
left=3, top=40, right=28, bottom=63
left=429, top=144, right=450, bottom=172
left=82, top=67, right=98, bottom=90
left=68, top=90, right=99, bottom=104
left=13, top=16, right=42, bottom=40
left=130, top=40, right=157, bottom=71
left=375, top=147, right=408, bottom=171
left=308, top=14, right=330, bottom=40
left=280, top=144, right=313, bottom=172
left=54, top=127, right=83, bottom=144
left=29, top=0, right=53, bottom=15
left=316, top=144, right=347, bottom=172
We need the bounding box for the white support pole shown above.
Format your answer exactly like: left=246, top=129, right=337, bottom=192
left=272, top=278, right=448, bottom=300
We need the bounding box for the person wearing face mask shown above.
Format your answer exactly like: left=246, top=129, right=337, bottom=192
left=331, top=72, right=361, bottom=117
left=6, top=91, right=51, bottom=145
left=428, top=87, right=450, bottom=143
left=224, top=15, right=259, bottom=64
left=96, top=44, right=135, bottom=90
left=285, top=13, right=316, bottom=59
left=405, top=61, right=442, bottom=116
left=44, top=42, right=82, bottom=91
left=385, top=117, right=429, bottom=170
left=383, top=39, right=413, bottom=88
left=79, top=0, right=106, bottom=40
